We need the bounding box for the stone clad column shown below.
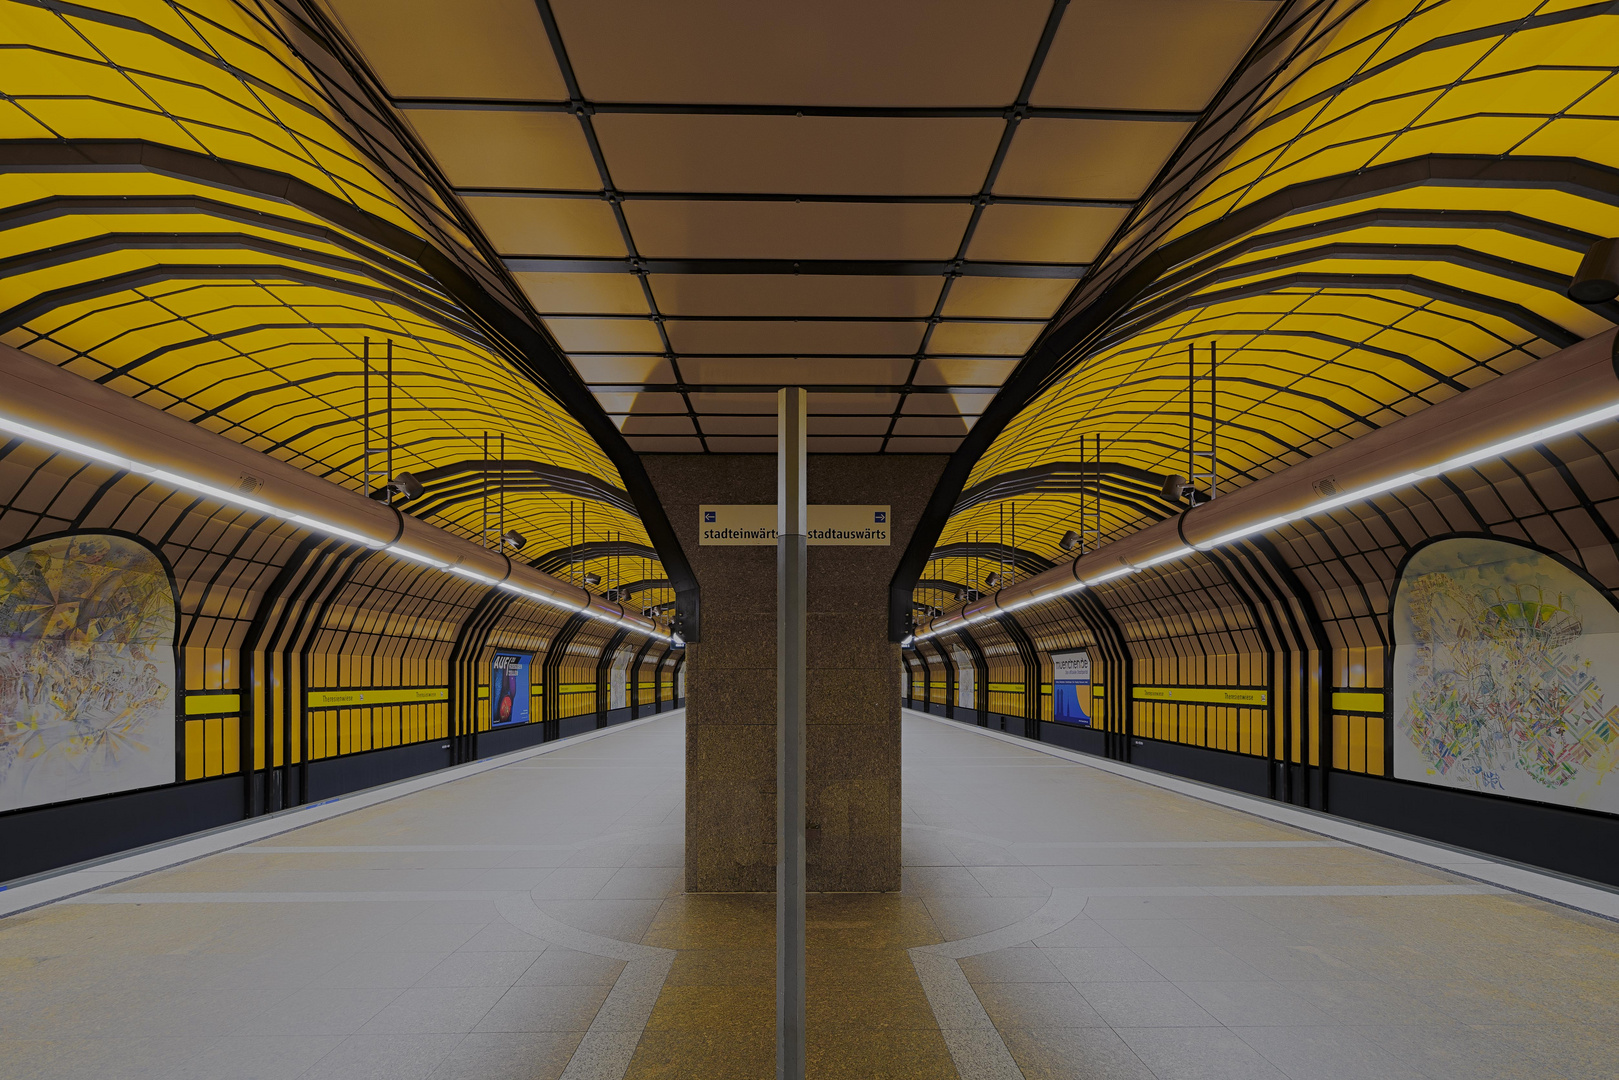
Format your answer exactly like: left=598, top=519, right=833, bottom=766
left=641, top=454, right=947, bottom=893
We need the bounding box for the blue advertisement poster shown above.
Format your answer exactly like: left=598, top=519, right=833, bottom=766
left=1051, top=650, right=1092, bottom=727
left=490, top=651, right=531, bottom=728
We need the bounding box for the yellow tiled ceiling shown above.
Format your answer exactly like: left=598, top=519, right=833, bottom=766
left=548, top=0, right=1051, bottom=106
left=593, top=115, right=1003, bottom=196
left=402, top=110, right=600, bottom=190
left=995, top=119, right=1192, bottom=199
left=322, top=0, right=566, bottom=99
left=1033, top=1, right=1277, bottom=110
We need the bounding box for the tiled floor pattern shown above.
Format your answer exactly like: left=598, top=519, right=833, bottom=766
left=901, top=712, right=1619, bottom=1080
left=4, top=710, right=1619, bottom=1079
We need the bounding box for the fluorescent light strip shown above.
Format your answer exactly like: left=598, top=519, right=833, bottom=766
left=2, top=413, right=668, bottom=642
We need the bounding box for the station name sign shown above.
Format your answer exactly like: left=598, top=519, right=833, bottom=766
left=699, top=505, right=890, bottom=546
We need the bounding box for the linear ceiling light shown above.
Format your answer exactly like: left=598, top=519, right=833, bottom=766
left=0, top=413, right=669, bottom=642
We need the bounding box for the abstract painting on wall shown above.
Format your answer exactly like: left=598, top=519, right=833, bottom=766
left=1393, top=536, right=1619, bottom=814
left=0, top=535, right=176, bottom=811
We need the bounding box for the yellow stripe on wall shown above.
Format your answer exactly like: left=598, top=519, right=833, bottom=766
left=307, top=687, right=449, bottom=708
left=1332, top=691, right=1386, bottom=714
left=184, top=693, right=240, bottom=716
left=1134, top=686, right=1269, bottom=707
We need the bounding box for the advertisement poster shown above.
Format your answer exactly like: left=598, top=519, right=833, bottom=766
left=1051, top=650, right=1092, bottom=727
left=490, top=651, right=531, bottom=728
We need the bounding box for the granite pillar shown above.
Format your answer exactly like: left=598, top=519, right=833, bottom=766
left=641, top=453, right=947, bottom=893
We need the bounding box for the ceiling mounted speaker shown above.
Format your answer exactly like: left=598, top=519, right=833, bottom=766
left=501, top=530, right=527, bottom=551
left=385, top=471, right=424, bottom=500
left=582, top=572, right=601, bottom=586
left=1160, top=474, right=1188, bottom=501
left=1058, top=530, right=1081, bottom=552
left=1569, top=237, right=1619, bottom=304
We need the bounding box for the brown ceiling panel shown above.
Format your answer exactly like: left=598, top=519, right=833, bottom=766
left=941, top=276, right=1075, bottom=319
left=403, top=111, right=599, bottom=189
left=593, top=392, right=687, bottom=414
left=665, top=320, right=925, bottom=355
left=903, top=392, right=993, bottom=415
left=514, top=272, right=649, bottom=314
left=809, top=437, right=885, bottom=452
left=927, top=321, right=1043, bottom=357
left=807, top=416, right=891, bottom=436
left=676, top=357, right=916, bottom=385
left=809, top=393, right=901, bottom=414
left=994, top=118, right=1191, bottom=198
left=594, top=114, right=1002, bottom=195
left=543, top=317, right=664, bottom=352
left=627, top=435, right=705, bottom=452
left=1033, top=1, right=1275, bottom=111
left=623, top=201, right=972, bottom=260
left=650, top=274, right=941, bottom=317
left=549, top=0, right=1050, bottom=106
left=702, top=415, right=779, bottom=435
left=914, top=359, right=1017, bottom=386
left=967, top=204, right=1131, bottom=264
left=621, top=414, right=696, bottom=435
left=893, top=415, right=975, bottom=437
left=705, top=436, right=778, bottom=452
left=687, top=392, right=780, bottom=414
left=885, top=436, right=963, bottom=453
left=324, top=0, right=566, bottom=99
left=570, top=355, right=675, bottom=384
left=465, top=198, right=625, bottom=256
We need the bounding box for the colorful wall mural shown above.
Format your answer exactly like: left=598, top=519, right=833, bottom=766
left=1393, top=537, right=1619, bottom=815
left=0, top=535, right=176, bottom=811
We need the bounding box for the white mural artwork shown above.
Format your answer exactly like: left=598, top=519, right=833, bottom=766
left=0, top=535, right=176, bottom=811
left=1393, top=537, right=1619, bottom=814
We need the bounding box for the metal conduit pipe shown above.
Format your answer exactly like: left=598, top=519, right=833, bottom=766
left=0, top=343, right=667, bottom=641
left=916, top=328, right=1619, bottom=640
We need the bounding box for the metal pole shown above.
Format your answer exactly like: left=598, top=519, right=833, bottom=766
left=386, top=339, right=394, bottom=494
left=776, top=385, right=807, bottom=1080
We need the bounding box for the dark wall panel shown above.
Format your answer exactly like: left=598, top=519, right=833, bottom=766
left=306, top=741, right=453, bottom=802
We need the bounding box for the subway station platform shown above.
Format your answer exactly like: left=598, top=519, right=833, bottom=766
left=4, top=712, right=1615, bottom=1080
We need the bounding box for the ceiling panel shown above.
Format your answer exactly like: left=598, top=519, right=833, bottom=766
left=904, top=392, right=993, bottom=416
left=543, top=317, right=664, bottom=352
left=622, top=415, right=696, bottom=435
left=570, top=355, right=676, bottom=384
left=403, top=111, right=599, bottom=189
left=968, top=204, right=1132, bottom=264
left=809, top=436, right=884, bottom=452
left=622, top=201, right=973, bottom=259
left=675, top=357, right=915, bottom=385
left=324, top=0, right=566, bottom=99
left=941, top=276, right=1075, bottom=319
left=995, top=118, right=1191, bottom=199
left=593, top=392, right=687, bottom=413
left=549, top=0, right=1051, bottom=106
left=703, top=415, right=779, bottom=435
left=463, top=197, right=625, bottom=256
left=1033, top=1, right=1276, bottom=110
left=808, top=416, right=891, bottom=435
left=664, top=320, right=925, bottom=355
left=650, top=274, right=941, bottom=317
left=594, top=114, right=1002, bottom=195
left=687, top=392, right=780, bottom=414
left=893, top=415, right=975, bottom=437
left=627, top=435, right=704, bottom=452
left=809, top=392, right=901, bottom=414
left=927, top=321, right=1043, bottom=356
left=705, top=436, right=778, bottom=452
left=914, top=359, right=1018, bottom=386
left=886, top=437, right=963, bottom=453
left=515, top=272, right=649, bottom=314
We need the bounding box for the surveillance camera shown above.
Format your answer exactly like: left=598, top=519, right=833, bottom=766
left=385, top=471, right=424, bottom=500
left=501, top=530, right=527, bottom=551
left=1059, top=530, right=1080, bottom=552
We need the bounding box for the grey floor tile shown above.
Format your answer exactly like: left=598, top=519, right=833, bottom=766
left=475, top=984, right=610, bottom=1033
left=959, top=947, right=1066, bottom=984
left=594, top=866, right=683, bottom=899
left=426, top=1031, right=582, bottom=1080
left=233, top=986, right=403, bottom=1036
left=170, top=1035, right=346, bottom=1080
left=999, top=1025, right=1157, bottom=1080
left=1346, top=1024, right=1547, bottom=1080
left=1087, top=919, right=1212, bottom=947
left=977, top=981, right=1108, bottom=1028
left=1232, top=1025, right=1428, bottom=1080
left=967, top=865, right=1055, bottom=897
left=298, top=1033, right=463, bottom=1080
left=903, top=865, right=994, bottom=897
left=529, top=867, right=619, bottom=900
left=1133, top=945, right=1269, bottom=982
left=359, top=986, right=507, bottom=1034
left=1178, top=980, right=1336, bottom=1026
left=312, top=951, right=451, bottom=989
left=1031, top=916, right=1123, bottom=948
left=415, top=951, right=544, bottom=988
left=1043, top=947, right=1166, bottom=984
left=1116, top=1025, right=1289, bottom=1080
left=517, top=947, right=625, bottom=987
left=1079, top=982, right=1221, bottom=1027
